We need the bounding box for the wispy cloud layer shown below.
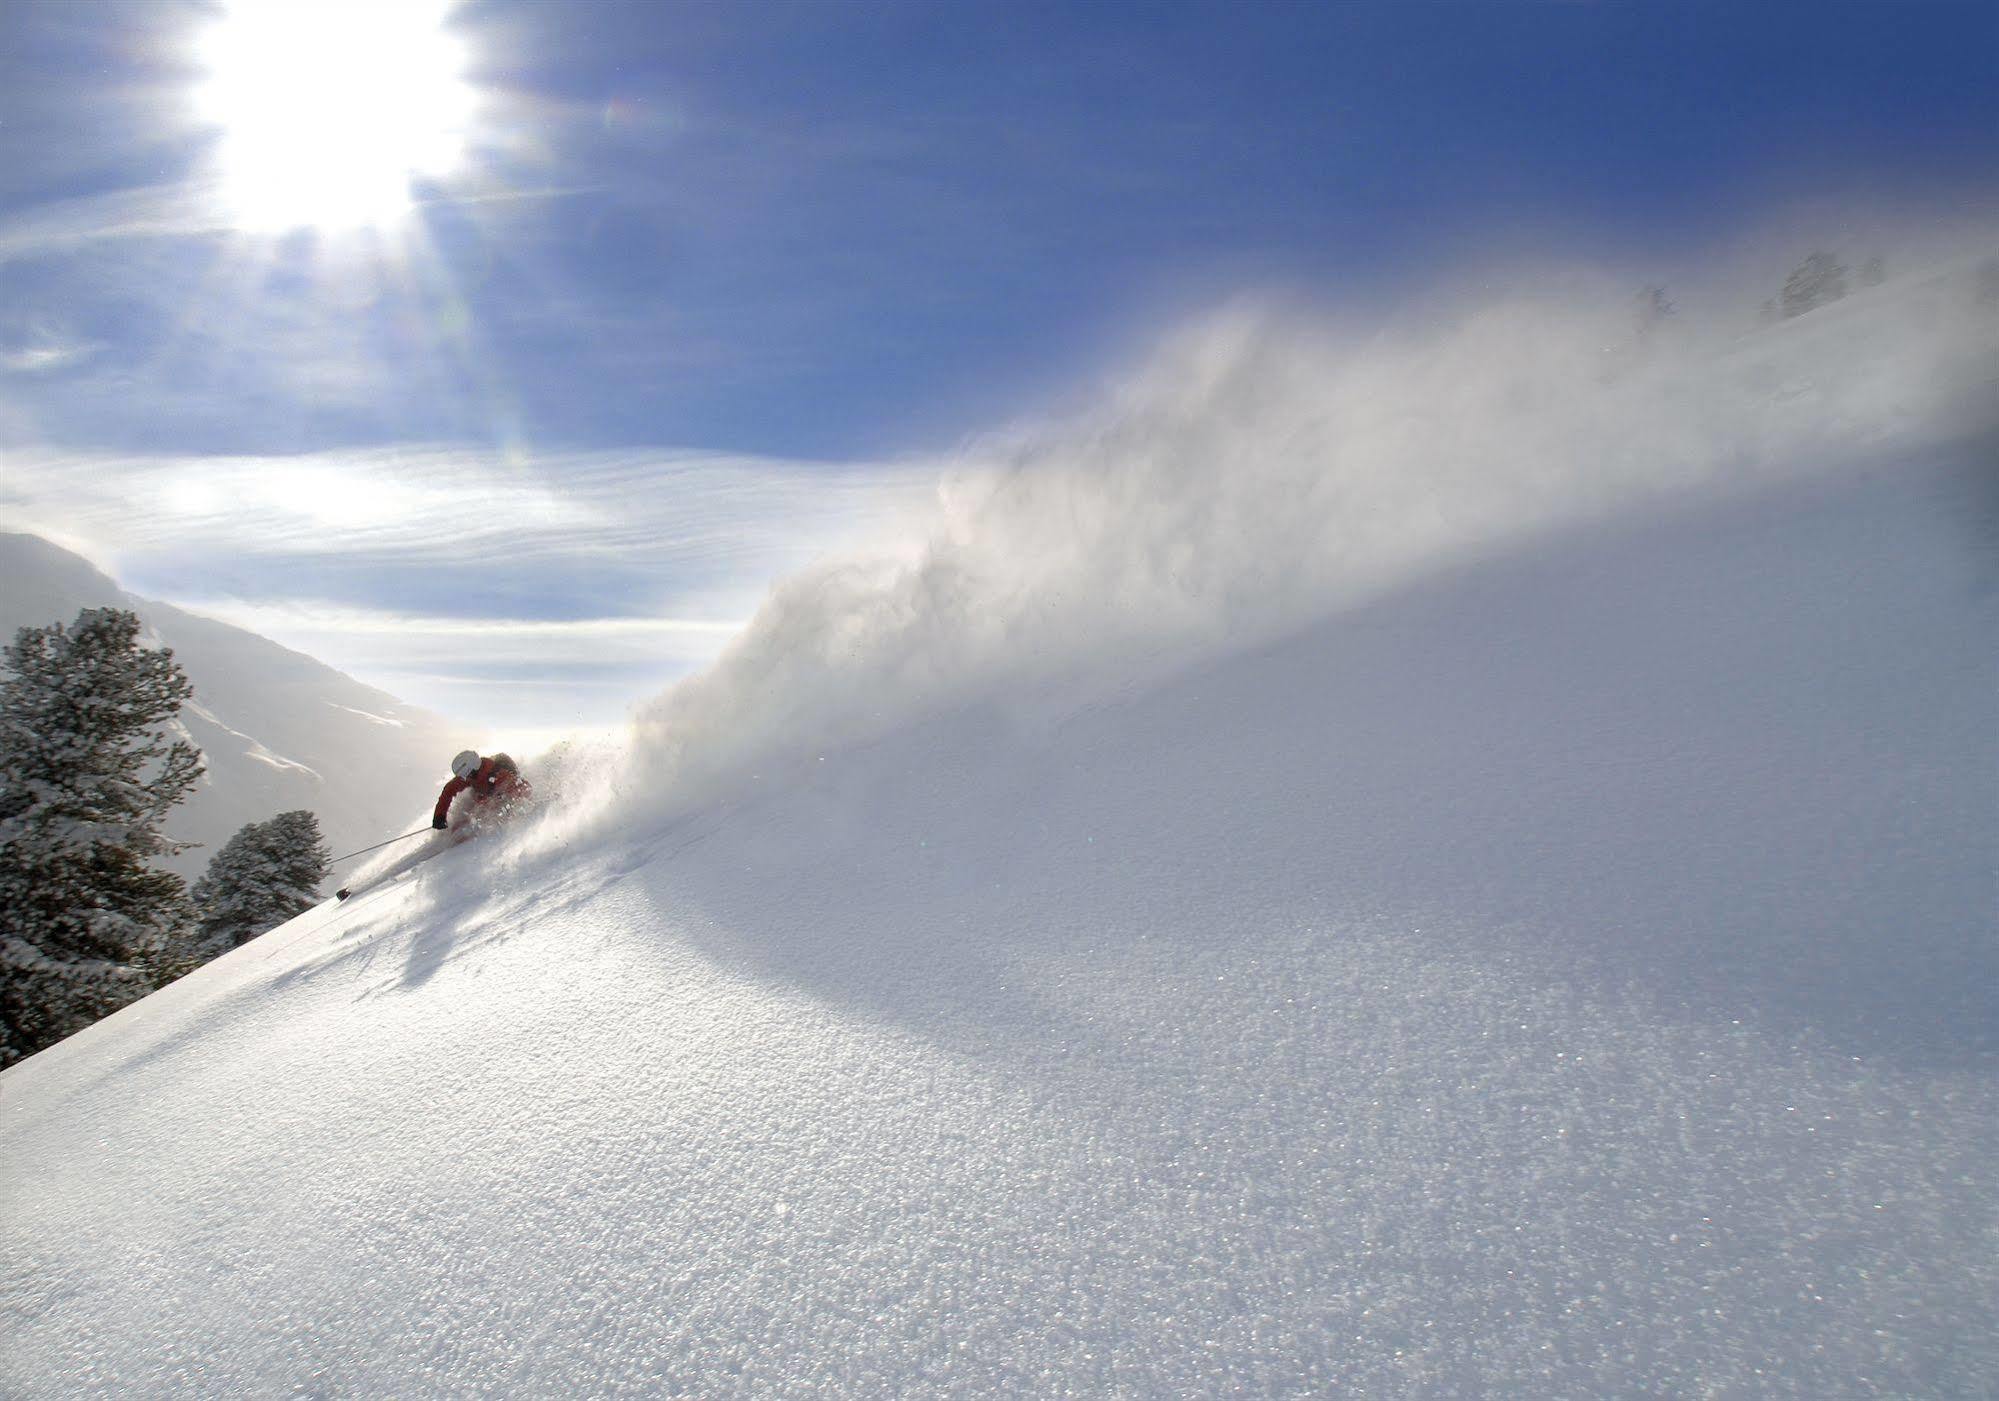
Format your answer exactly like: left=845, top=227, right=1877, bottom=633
left=0, top=185, right=238, bottom=266
left=0, top=342, right=96, bottom=375
left=0, top=442, right=933, bottom=727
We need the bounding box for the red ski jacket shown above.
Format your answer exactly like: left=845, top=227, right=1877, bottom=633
left=433, top=753, right=529, bottom=828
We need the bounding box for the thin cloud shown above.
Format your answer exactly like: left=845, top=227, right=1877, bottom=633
left=191, top=601, right=755, bottom=733
left=196, top=601, right=748, bottom=671
left=0, top=184, right=236, bottom=266
left=0, top=439, right=935, bottom=726
left=0, top=444, right=933, bottom=587
left=208, top=606, right=748, bottom=640
left=0, top=342, right=96, bottom=374
left=0, top=178, right=601, bottom=274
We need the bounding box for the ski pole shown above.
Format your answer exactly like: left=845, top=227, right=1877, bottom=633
left=327, top=827, right=431, bottom=865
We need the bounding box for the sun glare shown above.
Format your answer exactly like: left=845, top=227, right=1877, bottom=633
left=196, top=0, right=474, bottom=232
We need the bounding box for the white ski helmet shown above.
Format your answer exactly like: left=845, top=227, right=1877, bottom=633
left=451, top=749, right=481, bottom=781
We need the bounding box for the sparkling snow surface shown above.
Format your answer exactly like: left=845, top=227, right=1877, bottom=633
left=5, top=275, right=1997, bottom=1394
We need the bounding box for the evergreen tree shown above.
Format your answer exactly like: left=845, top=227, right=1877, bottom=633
left=185, top=811, right=330, bottom=965
left=0, top=608, right=202, bottom=1066
left=1779, top=251, right=1847, bottom=319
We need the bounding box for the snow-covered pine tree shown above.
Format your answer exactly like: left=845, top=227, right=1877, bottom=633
left=0, top=608, right=203, bottom=1066
left=184, top=811, right=330, bottom=966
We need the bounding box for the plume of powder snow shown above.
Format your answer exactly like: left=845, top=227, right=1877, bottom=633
left=526, top=235, right=1996, bottom=849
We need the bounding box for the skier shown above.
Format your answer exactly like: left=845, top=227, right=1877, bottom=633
left=335, top=751, right=532, bottom=901
left=432, top=749, right=532, bottom=830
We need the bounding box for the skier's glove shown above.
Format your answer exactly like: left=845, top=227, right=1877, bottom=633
left=432, top=814, right=449, bottom=830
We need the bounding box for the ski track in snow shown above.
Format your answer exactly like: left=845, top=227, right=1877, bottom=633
left=322, top=702, right=407, bottom=728
left=3, top=266, right=1997, bottom=1395
left=185, top=703, right=326, bottom=781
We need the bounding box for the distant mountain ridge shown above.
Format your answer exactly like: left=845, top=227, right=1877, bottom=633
left=0, top=532, right=465, bottom=880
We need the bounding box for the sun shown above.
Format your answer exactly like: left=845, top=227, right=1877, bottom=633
left=195, top=0, right=475, bottom=232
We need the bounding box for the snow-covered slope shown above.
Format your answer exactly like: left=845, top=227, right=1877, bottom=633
left=2, top=261, right=1994, bottom=1394
left=0, top=532, right=466, bottom=878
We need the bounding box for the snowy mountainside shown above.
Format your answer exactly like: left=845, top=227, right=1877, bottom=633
left=1, top=257, right=1995, bottom=1394
left=0, top=532, right=465, bottom=878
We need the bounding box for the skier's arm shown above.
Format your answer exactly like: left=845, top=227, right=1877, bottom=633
left=433, top=775, right=469, bottom=828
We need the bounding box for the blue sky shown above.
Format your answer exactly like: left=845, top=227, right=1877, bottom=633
left=2, top=0, right=1994, bottom=736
